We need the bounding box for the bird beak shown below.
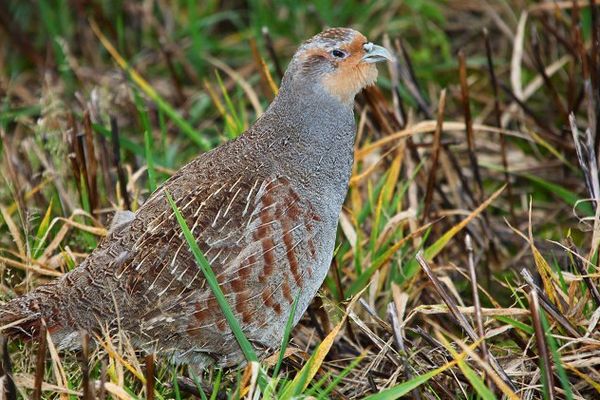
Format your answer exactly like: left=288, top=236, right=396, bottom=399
left=361, top=42, right=394, bottom=63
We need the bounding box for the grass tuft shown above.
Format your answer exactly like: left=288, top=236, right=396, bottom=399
left=1, top=1, right=600, bottom=398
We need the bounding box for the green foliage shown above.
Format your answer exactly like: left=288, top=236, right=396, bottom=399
left=166, top=191, right=259, bottom=364
left=0, top=0, right=597, bottom=398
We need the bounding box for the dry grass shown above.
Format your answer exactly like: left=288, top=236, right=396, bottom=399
left=1, top=0, right=599, bottom=398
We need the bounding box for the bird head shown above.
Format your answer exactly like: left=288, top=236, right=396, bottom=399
left=285, top=28, right=394, bottom=105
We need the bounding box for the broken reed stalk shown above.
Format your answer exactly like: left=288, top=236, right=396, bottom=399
left=68, top=114, right=83, bottom=194
left=261, top=26, right=283, bottom=80
left=387, top=302, right=421, bottom=400
left=416, top=252, right=478, bottom=341
left=465, top=235, right=493, bottom=390
left=76, top=133, right=93, bottom=212
left=458, top=49, right=484, bottom=203
left=98, top=360, right=107, bottom=399
left=79, top=331, right=91, bottom=400
left=32, top=321, right=48, bottom=400
left=422, top=89, right=446, bottom=222
left=416, top=251, right=517, bottom=392
left=110, top=116, right=131, bottom=210
left=483, top=28, right=514, bottom=221
left=520, top=269, right=581, bottom=337
left=146, top=353, right=155, bottom=400
left=83, top=111, right=99, bottom=217
left=528, top=288, right=555, bottom=400
left=96, top=122, right=116, bottom=206
left=0, top=336, right=16, bottom=400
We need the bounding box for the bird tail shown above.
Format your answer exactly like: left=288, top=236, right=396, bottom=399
left=0, top=283, right=64, bottom=340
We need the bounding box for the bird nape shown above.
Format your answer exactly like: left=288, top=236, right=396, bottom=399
left=0, top=27, right=392, bottom=368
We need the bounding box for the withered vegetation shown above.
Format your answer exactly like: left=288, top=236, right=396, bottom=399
left=0, top=1, right=599, bottom=398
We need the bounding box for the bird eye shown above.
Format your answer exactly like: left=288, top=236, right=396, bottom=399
left=331, top=49, right=347, bottom=59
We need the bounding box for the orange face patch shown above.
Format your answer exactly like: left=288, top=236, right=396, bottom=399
left=321, top=34, right=379, bottom=104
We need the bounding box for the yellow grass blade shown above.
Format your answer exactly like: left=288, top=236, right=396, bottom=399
left=286, top=291, right=363, bottom=393
left=45, top=329, right=69, bottom=400
left=95, top=336, right=146, bottom=383
left=442, top=332, right=520, bottom=399
left=0, top=205, right=25, bottom=256
left=424, top=184, right=505, bottom=260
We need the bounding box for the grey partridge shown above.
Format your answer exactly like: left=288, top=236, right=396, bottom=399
left=0, top=28, right=392, bottom=367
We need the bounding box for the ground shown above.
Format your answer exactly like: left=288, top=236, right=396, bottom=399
left=0, top=1, right=599, bottom=399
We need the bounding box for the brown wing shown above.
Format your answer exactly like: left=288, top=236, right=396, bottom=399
left=108, top=170, right=322, bottom=359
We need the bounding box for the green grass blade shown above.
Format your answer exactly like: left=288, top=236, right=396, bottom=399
left=361, top=366, right=448, bottom=400
left=542, top=312, right=573, bottom=400
left=262, top=293, right=300, bottom=398
left=144, top=126, right=157, bottom=192
left=273, top=293, right=300, bottom=377
left=403, top=184, right=505, bottom=281
left=280, top=356, right=314, bottom=399
left=454, top=360, right=496, bottom=400
left=521, top=173, right=594, bottom=216
left=133, top=89, right=157, bottom=192
left=79, top=173, right=91, bottom=214
left=214, top=70, right=243, bottom=137
left=423, top=185, right=505, bottom=261
left=190, top=372, right=209, bottom=400
left=494, top=316, right=534, bottom=335
left=172, top=368, right=182, bottom=400
left=362, top=336, right=486, bottom=400
left=315, top=352, right=364, bottom=398
left=209, top=369, right=222, bottom=400
left=303, top=370, right=333, bottom=398
left=33, top=198, right=53, bottom=258
left=165, top=191, right=258, bottom=362
left=91, top=21, right=211, bottom=150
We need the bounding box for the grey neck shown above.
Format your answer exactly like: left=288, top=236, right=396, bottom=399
left=250, top=76, right=356, bottom=199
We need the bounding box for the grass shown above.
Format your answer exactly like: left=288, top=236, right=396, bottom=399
left=165, top=191, right=260, bottom=366
left=1, top=0, right=600, bottom=398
